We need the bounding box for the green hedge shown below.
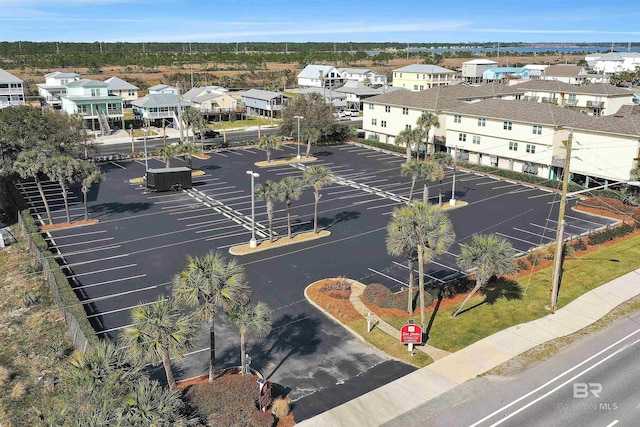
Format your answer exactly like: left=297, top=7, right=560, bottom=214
left=352, top=138, right=406, bottom=154
left=20, top=210, right=99, bottom=347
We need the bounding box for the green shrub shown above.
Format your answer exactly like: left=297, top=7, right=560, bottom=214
left=587, top=224, right=634, bottom=246
left=515, top=258, right=529, bottom=271
left=571, top=238, right=587, bottom=252
left=363, top=283, right=432, bottom=311
left=352, top=138, right=406, bottom=154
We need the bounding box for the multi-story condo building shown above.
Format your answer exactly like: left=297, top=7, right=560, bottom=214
left=37, top=71, right=80, bottom=109
left=588, top=52, right=640, bottom=74
left=61, top=79, right=124, bottom=135
left=391, top=64, right=456, bottom=91
left=0, top=69, right=25, bottom=109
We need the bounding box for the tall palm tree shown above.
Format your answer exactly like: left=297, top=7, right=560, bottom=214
left=417, top=111, right=440, bottom=157
left=172, top=251, right=251, bottom=382
left=301, top=127, right=321, bottom=158
left=277, top=176, right=305, bottom=238
left=256, top=134, right=281, bottom=163
left=420, top=160, right=445, bottom=203
left=120, top=297, right=199, bottom=391
left=77, top=161, right=103, bottom=221
left=453, top=234, right=517, bottom=317
left=386, top=208, right=419, bottom=313
left=304, top=165, right=333, bottom=233
left=433, top=152, right=453, bottom=205
left=14, top=149, right=54, bottom=225
left=255, top=180, right=280, bottom=243
left=401, top=159, right=424, bottom=204
left=395, top=128, right=414, bottom=164
left=227, top=302, right=272, bottom=376
left=388, top=203, right=454, bottom=329
left=182, top=108, right=201, bottom=143
left=47, top=156, right=78, bottom=224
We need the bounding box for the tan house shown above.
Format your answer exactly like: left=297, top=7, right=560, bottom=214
left=104, top=77, right=139, bottom=106
left=391, top=64, right=456, bottom=91
left=181, top=86, right=237, bottom=112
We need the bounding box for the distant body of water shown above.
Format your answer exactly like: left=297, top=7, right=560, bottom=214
left=366, top=47, right=640, bottom=55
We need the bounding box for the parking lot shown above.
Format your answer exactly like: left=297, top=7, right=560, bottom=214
left=17, top=142, right=616, bottom=420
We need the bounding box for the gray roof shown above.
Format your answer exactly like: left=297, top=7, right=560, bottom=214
left=597, top=52, right=640, bottom=61
left=104, top=76, right=139, bottom=90
left=296, top=87, right=346, bottom=99
left=513, top=80, right=633, bottom=96
left=148, top=84, right=177, bottom=92
left=542, top=65, right=585, bottom=77
left=182, top=86, right=228, bottom=102
left=297, top=64, right=339, bottom=79
left=335, top=80, right=409, bottom=96
left=45, top=71, right=80, bottom=79
left=0, top=69, right=23, bottom=83
left=241, top=89, right=286, bottom=101
left=462, top=59, right=498, bottom=65
left=131, top=93, right=193, bottom=109
left=66, top=79, right=108, bottom=88
left=338, top=68, right=371, bottom=75
left=393, top=64, right=455, bottom=74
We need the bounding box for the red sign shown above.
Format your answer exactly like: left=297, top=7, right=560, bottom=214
left=400, top=324, right=423, bottom=344
left=259, top=380, right=272, bottom=411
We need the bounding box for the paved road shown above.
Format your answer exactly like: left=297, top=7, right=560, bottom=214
left=384, top=311, right=640, bottom=427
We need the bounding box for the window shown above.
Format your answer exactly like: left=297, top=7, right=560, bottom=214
left=78, top=105, right=88, bottom=114
left=509, top=141, right=518, bottom=151
left=414, top=85, right=419, bottom=91
left=532, top=125, right=542, bottom=135
left=419, top=85, right=424, bottom=90
left=399, top=73, right=402, bottom=78
left=454, top=114, right=461, bottom=123
left=385, top=105, right=391, bottom=113
left=515, top=94, right=522, bottom=100
left=405, top=124, right=412, bottom=130
left=458, top=133, right=466, bottom=142
left=526, top=144, right=536, bottom=154
left=402, top=107, right=409, bottom=115
left=128, top=90, right=135, bottom=96
left=371, top=118, right=377, bottom=126
left=478, top=118, right=486, bottom=127
left=91, top=89, right=99, bottom=97
left=368, top=103, right=374, bottom=110
left=394, top=73, right=397, bottom=78
left=503, top=121, right=512, bottom=130
left=472, top=136, right=481, bottom=144
left=381, top=120, right=387, bottom=128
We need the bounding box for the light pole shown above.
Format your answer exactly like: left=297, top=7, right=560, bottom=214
left=294, top=115, right=304, bottom=159
left=449, top=145, right=457, bottom=206
left=142, top=127, right=149, bottom=177
left=246, top=170, right=260, bottom=248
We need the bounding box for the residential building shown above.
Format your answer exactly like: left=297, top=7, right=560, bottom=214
left=181, top=85, right=237, bottom=112
left=60, top=79, right=124, bottom=135
left=130, top=93, right=192, bottom=125
left=590, top=52, right=640, bottom=75
left=104, top=77, right=139, bottom=105
left=338, top=68, right=386, bottom=86
left=483, top=67, right=530, bottom=82
left=391, top=64, right=456, bottom=91
left=37, top=71, right=80, bottom=109
left=294, top=87, right=347, bottom=109
left=541, top=65, right=588, bottom=85
left=297, top=65, right=345, bottom=89
left=241, top=89, right=287, bottom=118
left=362, top=84, right=640, bottom=184
left=335, top=80, right=408, bottom=110
left=148, top=84, right=179, bottom=95
left=461, top=59, right=498, bottom=83
left=0, top=69, right=25, bottom=109
left=523, top=64, right=549, bottom=78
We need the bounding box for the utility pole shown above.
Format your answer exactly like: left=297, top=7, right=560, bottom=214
left=176, top=82, right=184, bottom=142
left=550, top=129, right=573, bottom=313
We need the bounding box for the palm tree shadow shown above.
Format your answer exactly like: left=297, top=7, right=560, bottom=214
left=89, top=202, right=153, bottom=218
left=316, top=210, right=361, bottom=230
left=424, top=276, right=472, bottom=342
left=454, top=278, right=523, bottom=316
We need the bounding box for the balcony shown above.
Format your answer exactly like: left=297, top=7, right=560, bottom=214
left=434, top=136, right=446, bottom=145
left=542, top=97, right=558, bottom=104
left=457, top=150, right=469, bottom=161
left=587, top=101, right=604, bottom=109
left=522, top=163, right=539, bottom=175
left=551, top=156, right=566, bottom=167
left=524, top=96, right=539, bottom=102
left=564, top=99, right=578, bottom=106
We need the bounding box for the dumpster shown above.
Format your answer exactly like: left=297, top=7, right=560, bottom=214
left=146, top=167, right=192, bottom=192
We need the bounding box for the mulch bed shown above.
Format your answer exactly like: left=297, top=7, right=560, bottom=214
left=306, top=279, right=361, bottom=322
left=41, top=219, right=98, bottom=231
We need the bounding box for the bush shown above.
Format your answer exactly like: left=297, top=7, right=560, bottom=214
left=527, top=248, right=543, bottom=266
left=272, top=396, right=291, bottom=418
left=515, top=258, right=529, bottom=271
left=352, top=138, right=406, bottom=154
left=363, top=283, right=433, bottom=311
left=588, top=223, right=635, bottom=246
left=322, top=277, right=351, bottom=299
left=185, top=372, right=275, bottom=427
left=571, top=238, right=587, bottom=252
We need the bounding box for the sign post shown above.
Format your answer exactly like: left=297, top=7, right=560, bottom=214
left=400, top=321, right=423, bottom=355
left=257, top=379, right=272, bottom=412
left=367, top=312, right=372, bottom=332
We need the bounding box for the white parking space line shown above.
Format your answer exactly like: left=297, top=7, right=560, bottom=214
left=367, top=201, right=403, bottom=210
left=53, top=237, right=115, bottom=248
left=339, top=193, right=378, bottom=200
left=45, top=229, right=107, bottom=239
left=75, top=274, right=147, bottom=292
left=212, top=189, right=245, bottom=197
left=458, top=175, right=490, bottom=183
left=212, top=152, right=228, bottom=157
left=327, top=188, right=360, bottom=196
left=492, top=183, right=520, bottom=190
left=495, top=232, right=537, bottom=246
left=241, top=149, right=258, bottom=154
left=195, top=223, right=244, bottom=234
left=547, top=197, right=578, bottom=205
left=87, top=300, right=156, bottom=319
left=366, top=153, right=392, bottom=158
left=528, top=191, right=559, bottom=199
left=392, top=261, right=445, bottom=283
left=368, top=268, right=407, bottom=287
left=352, top=199, right=384, bottom=206
left=509, top=187, right=540, bottom=195
left=110, top=161, right=127, bottom=169
left=529, top=223, right=560, bottom=233
left=66, top=253, right=133, bottom=267
left=275, top=170, right=302, bottom=176
left=205, top=230, right=253, bottom=242
left=68, top=264, right=137, bottom=278
left=228, top=150, right=243, bottom=156
left=428, top=260, right=459, bottom=273
left=475, top=180, right=500, bottom=185
left=564, top=215, right=611, bottom=226
left=512, top=227, right=555, bottom=241
left=60, top=245, right=122, bottom=257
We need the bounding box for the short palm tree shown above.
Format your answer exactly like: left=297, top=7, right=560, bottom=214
left=182, top=108, right=201, bottom=143
left=417, top=111, right=440, bottom=157
left=255, top=180, right=280, bottom=243
left=302, top=127, right=321, bottom=158
left=395, top=128, right=414, bottom=164
left=304, top=165, right=333, bottom=233
left=172, top=251, right=251, bottom=382
left=386, top=208, right=419, bottom=313
left=420, top=160, right=445, bottom=203
left=120, top=297, right=199, bottom=390
left=47, top=155, right=78, bottom=224
left=433, top=152, right=453, bottom=205
left=278, top=176, right=305, bottom=238
left=157, top=144, right=179, bottom=168
left=227, top=302, right=272, bottom=376
left=453, top=234, right=517, bottom=317
left=388, top=203, right=455, bottom=329
left=77, top=161, right=103, bottom=221
left=401, top=160, right=424, bottom=204
left=14, top=149, right=54, bottom=225
left=257, top=134, right=281, bottom=163
left=180, top=142, right=198, bottom=169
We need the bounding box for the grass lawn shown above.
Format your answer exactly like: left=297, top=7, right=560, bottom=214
left=208, top=117, right=278, bottom=130
left=384, top=233, right=640, bottom=353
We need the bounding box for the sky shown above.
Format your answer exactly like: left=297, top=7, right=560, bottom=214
left=1, top=0, right=639, bottom=44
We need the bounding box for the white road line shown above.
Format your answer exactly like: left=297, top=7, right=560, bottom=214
left=74, top=274, right=147, bottom=291
left=512, top=227, right=555, bottom=241
left=428, top=260, right=459, bottom=272
left=495, top=232, right=537, bottom=246
left=213, top=152, right=228, bottom=157
left=368, top=268, right=407, bottom=287
left=605, top=420, right=619, bottom=427
left=392, top=261, right=445, bottom=283
left=492, top=183, right=520, bottom=190
left=87, top=300, right=157, bottom=319
left=367, top=201, right=403, bottom=210
left=528, top=192, right=559, bottom=199
left=68, top=264, right=137, bottom=278
left=475, top=180, right=500, bottom=186
left=110, top=161, right=127, bottom=169
left=564, top=215, right=611, bottom=226
left=45, top=229, right=107, bottom=239
left=53, top=237, right=114, bottom=248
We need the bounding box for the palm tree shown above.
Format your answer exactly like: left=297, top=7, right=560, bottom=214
left=172, top=251, right=250, bottom=382
left=180, top=142, right=198, bottom=169
left=77, top=161, right=103, bottom=221
left=255, top=180, right=280, bottom=243
left=278, top=176, right=305, bottom=238
left=386, top=208, right=419, bottom=313
left=420, top=160, right=445, bottom=203
left=301, top=127, right=321, bottom=158
left=433, top=152, right=453, bottom=205
left=401, top=160, right=424, bottom=204
left=157, top=144, right=179, bottom=168
left=256, top=134, right=281, bottom=163
left=182, top=108, right=201, bottom=143
left=227, top=302, right=272, bottom=376
left=395, top=128, right=414, bottom=164
left=388, top=203, right=454, bottom=329
left=417, top=111, right=440, bottom=157
left=453, top=234, right=517, bottom=317
left=47, top=155, right=78, bottom=224
left=120, top=297, right=199, bottom=390
left=14, top=149, right=54, bottom=225
left=304, top=165, right=332, bottom=233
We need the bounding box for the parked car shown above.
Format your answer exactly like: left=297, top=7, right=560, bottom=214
left=195, top=129, right=221, bottom=138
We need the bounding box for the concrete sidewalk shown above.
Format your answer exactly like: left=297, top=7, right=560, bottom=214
left=298, top=268, right=640, bottom=427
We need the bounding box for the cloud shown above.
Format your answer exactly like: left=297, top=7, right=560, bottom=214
left=475, top=28, right=640, bottom=35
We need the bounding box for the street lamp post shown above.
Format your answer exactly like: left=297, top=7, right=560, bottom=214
left=294, top=115, right=304, bottom=159
left=246, top=170, right=260, bottom=248
left=449, top=145, right=457, bottom=206
left=142, top=128, right=149, bottom=177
